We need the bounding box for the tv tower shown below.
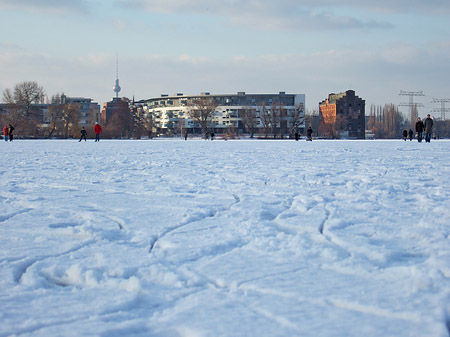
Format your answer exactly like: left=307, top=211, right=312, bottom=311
left=113, top=54, right=121, bottom=99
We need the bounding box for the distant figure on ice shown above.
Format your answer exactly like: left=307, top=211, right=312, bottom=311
left=184, top=130, right=188, bottom=141
left=205, top=132, right=209, bottom=140
left=408, top=129, right=413, bottom=141
left=210, top=132, right=215, bottom=140
left=402, top=129, right=408, bottom=141
left=94, top=122, right=102, bottom=142
left=3, top=125, right=8, bottom=141
left=424, top=114, right=433, bottom=143
left=79, top=127, right=87, bottom=142
left=307, top=127, right=313, bottom=141
left=416, top=117, right=424, bottom=142
left=294, top=131, right=299, bottom=141
left=8, top=124, right=14, bottom=141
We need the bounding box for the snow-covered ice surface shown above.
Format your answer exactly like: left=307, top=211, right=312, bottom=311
left=1, top=139, right=450, bottom=337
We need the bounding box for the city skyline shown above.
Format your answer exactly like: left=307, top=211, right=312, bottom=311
left=0, top=0, right=449, bottom=116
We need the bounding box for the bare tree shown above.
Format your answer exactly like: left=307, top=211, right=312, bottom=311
left=366, top=104, right=406, bottom=139
left=270, top=102, right=280, bottom=138
left=143, top=109, right=155, bottom=139
left=46, top=94, right=65, bottom=137
left=2, top=81, right=45, bottom=118
left=107, top=109, right=135, bottom=139
left=434, top=120, right=450, bottom=138
left=2, top=81, right=45, bottom=136
left=258, top=103, right=271, bottom=138
left=61, top=103, right=81, bottom=138
left=43, top=94, right=81, bottom=138
left=240, top=106, right=258, bottom=138
left=288, top=104, right=306, bottom=136
left=186, top=97, right=219, bottom=136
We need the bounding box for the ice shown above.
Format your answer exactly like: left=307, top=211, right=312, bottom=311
left=1, top=139, right=450, bottom=336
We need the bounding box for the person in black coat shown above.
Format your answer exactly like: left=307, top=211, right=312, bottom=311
left=408, top=129, right=413, bottom=141
left=8, top=124, right=14, bottom=142
left=307, top=127, right=313, bottom=141
left=402, top=129, right=408, bottom=141
left=415, top=117, right=424, bottom=142
left=79, top=127, right=87, bottom=142
left=424, top=114, right=433, bottom=143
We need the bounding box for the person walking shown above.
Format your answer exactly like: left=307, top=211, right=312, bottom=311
left=307, top=127, right=313, bottom=141
left=415, top=117, right=424, bottom=143
left=294, top=131, right=299, bottom=141
left=408, top=129, right=414, bottom=141
left=79, top=127, right=87, bottom=142
left=3, top=125, right=8, bottom=141
left=424, top=114, right=433, bottom=143
left=94, top=122, right=102, bottom=142
left=184, top=130, right=188, bottom=141
left=8, top=124, right=14, bottom=142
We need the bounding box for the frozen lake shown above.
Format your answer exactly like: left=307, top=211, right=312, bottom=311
left=1, top=139, right=450, bottom=336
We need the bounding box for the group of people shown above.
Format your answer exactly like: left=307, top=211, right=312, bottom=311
left=403, top=114, right=433, bottom=142
left=3, top=123, right=102, bottom=142
left=415, top=114, right=434, bottom=143
left=79, top=122, right=103, bottom=142
left=3, top=124, right=14, bottom=141
left=294, top=127, right=314, bottom=141
left=400, top=114, right=436, bottom=143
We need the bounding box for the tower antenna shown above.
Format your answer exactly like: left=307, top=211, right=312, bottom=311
left=113, top=53, right=121, bottom=99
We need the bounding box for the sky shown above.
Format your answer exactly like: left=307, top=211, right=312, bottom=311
left=0, top=0, right=449, bottom=115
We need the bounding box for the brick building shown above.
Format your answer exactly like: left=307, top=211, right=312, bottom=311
left=319, top=90, right=365, bottom=139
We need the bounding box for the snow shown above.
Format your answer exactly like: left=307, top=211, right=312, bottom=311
left=1, top=139, right=450, bottom=337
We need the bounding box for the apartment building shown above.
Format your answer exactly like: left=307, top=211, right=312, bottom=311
left=136, top=92, right=306, bottom=137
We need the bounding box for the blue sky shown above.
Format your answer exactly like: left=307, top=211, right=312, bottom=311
left=1, top=0, right=449, bottom=115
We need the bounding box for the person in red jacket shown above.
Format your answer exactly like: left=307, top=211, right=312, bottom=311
left=94, top=122, right=103, bottom=142
left=3, top=125, right=8, bottom=141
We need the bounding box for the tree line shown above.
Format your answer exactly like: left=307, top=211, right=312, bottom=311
left=366, top=104, right=450, bottom=139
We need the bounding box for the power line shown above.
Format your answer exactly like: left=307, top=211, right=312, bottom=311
left=431, top=98, right=450, bottom=120
left=399, top=90, right=424, bottom=125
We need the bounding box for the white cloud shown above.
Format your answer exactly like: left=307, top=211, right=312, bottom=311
left=115, top=0, right=450, bottom=16
left=114, top=0, right=394, bottom=31
left=0, top=0, right=88, bottom=14
left=0, top=42, right=24, bottom=51
left=113, top=0, right=449, bottom=34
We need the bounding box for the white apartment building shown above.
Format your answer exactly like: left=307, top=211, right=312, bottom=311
left=136, top=92, right=306, bottom=136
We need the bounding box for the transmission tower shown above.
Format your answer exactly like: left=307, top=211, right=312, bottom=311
left=431, top=98, right=450, bottom=120
left=399, top=90, right=424, bottom=126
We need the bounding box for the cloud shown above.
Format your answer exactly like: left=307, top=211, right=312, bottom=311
left=114, top=0, right=394, bottom=31
left=0, top=42, right=24, bottom=52
left=312, top=0, right=450, bottom=15
left=0, top=0, right=88, bottom=14
left=114, top=0, right=448, bottom=32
